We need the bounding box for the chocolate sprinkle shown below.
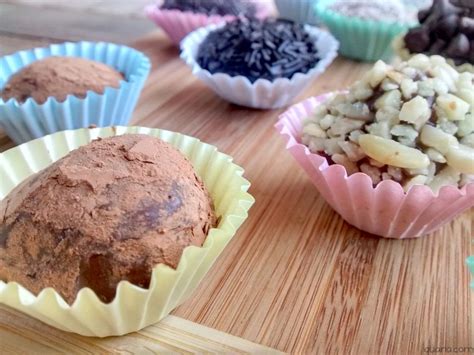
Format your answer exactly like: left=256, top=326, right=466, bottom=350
left=161, top=0, right=256, bottom=17
left=197, top=19, right=321, bottom=82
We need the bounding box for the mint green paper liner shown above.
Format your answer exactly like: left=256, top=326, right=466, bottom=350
left=315, top=0, right=415, bottom=62
left=0, top=126, right=254, bottom=337
left=467, top=256, right=474, bottom=290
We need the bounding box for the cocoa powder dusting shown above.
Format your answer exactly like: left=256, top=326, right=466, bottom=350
left=0, top=134, right=216, bottom=304
left=1, top=56, right=124, bottom=104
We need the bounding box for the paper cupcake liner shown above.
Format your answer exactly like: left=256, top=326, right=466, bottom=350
left=0, top=126, right=254, bottom=337
left=0, top=42, right=151, bottom=144
left=145, top=1, right=272, bottom=45
left=274, top=0, right=320, bottom=25
left=393, top=34, right=474, bottom=73
left=467, top=256, right=474, bottom=290
left=180, top=23, right=339, bottom=109
left=276, top=94, right=474, bottom=239
left=315, top=0, right=415, bottom=62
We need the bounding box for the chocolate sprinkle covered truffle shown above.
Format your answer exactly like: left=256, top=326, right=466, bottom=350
left=403, top=0, right=474, bottom=65
left=0, top=134, right=217, bottom=304
left=197, top=19, right=321, bottom=82
left=161, top=0, right=256, bottom=17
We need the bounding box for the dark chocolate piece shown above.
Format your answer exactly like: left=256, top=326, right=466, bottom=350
left=433, top=14, right=459, bottom=39
left=445, top=33, right=470, bottom=57
left=403, top=0, right=474, bottom=66
left=405, top=27, right=431, bottom=52
left=459, top=16, right=474, bottom=37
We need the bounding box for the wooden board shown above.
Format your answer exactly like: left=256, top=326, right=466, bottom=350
left=0, top=30, right=473, bottom=353
left=0, top=306, right=281, bottom=354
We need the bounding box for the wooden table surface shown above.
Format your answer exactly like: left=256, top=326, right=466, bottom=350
left=0, top=3, right=473, bottom=354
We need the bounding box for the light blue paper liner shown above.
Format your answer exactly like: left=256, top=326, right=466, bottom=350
left=315, top=0, right=416, bottom=62
left=467, top=256, right=474, bottom=290
left=275, top=0, right=320, bottom=25
left=0, top=41, right=151, bottom=144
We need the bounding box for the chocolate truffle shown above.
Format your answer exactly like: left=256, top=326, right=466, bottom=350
left=161, top=0, right=256, bottom=17
left=1, top=56, right=124, bottom=104
left=0, top=134, right=216, bottom=304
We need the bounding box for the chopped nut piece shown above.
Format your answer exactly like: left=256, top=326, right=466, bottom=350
left=360, top=163, right=382, bottom=184
left=429, top=166, right=460, bottom=192
left=335, top=102, right=373, bottom=121
left=445, top=144, right=474, bottom=174
left=369, top=60, right=389, bottom=87
left=302, top=54, right=473, bottom=190
left=374, top=90, right=402, bottom=111
left=359, top=134, right=430, bottom=169
left=332, top=154, right=359, bottom=175
left=404, top=175, right=428, bottom=192
left=319, top=114, right=335, bottom=130
left=436, top=94, right=469, bottom=121
left=400, top=78, right=417, bottom=99
left=304, top=123, right=326, bottom=138
left=420, top=125, right=458, bottom=154
left=407, top=54, right=430, bottom=71
left=399, top=96, right=430, bottom=129
left=425, top=148, right=447, bottom=163
left=460, top=133, right=474, bottom=148
left=338, top=141, right=365, bottom=162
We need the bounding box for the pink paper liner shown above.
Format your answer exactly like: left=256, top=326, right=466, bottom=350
left=145, top=2, right=272, bottom=45
left=275, top=93, right=474, bottom=239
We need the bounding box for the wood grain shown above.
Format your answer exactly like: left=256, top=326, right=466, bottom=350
left=0, top=306, right=281, bottom=354
left=0, top=28, right=473, bottom=355
left=0, top=3, right=154, bottom=43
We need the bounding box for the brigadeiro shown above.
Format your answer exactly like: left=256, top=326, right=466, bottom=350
left=180, top=18, right=339, bottom=109
left=0, top=41, right=150, bottom=144
left=197, top=18, right=322, bottom=82
left=276, top=54, right=474, bottom=239
left=394, top=0, right=474, bottom=72
left=0, top=134, right=217, bottom=304
left=145, top=0, right=272, bottom=45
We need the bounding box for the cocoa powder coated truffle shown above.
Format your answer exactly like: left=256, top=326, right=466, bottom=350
left=0, top=134, right=216, bottom=304
left=1, top=56, right=124, bottom=104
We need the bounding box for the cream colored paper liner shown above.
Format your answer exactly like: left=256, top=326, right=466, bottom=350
left=0, top=126, right=254, bottom=337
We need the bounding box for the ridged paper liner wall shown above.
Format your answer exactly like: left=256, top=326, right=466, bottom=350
left=276, top=94, right=474, bottom=239
left=0, top=126, right=254, bottom=337
left=0, top=42, right=151, bottom=144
